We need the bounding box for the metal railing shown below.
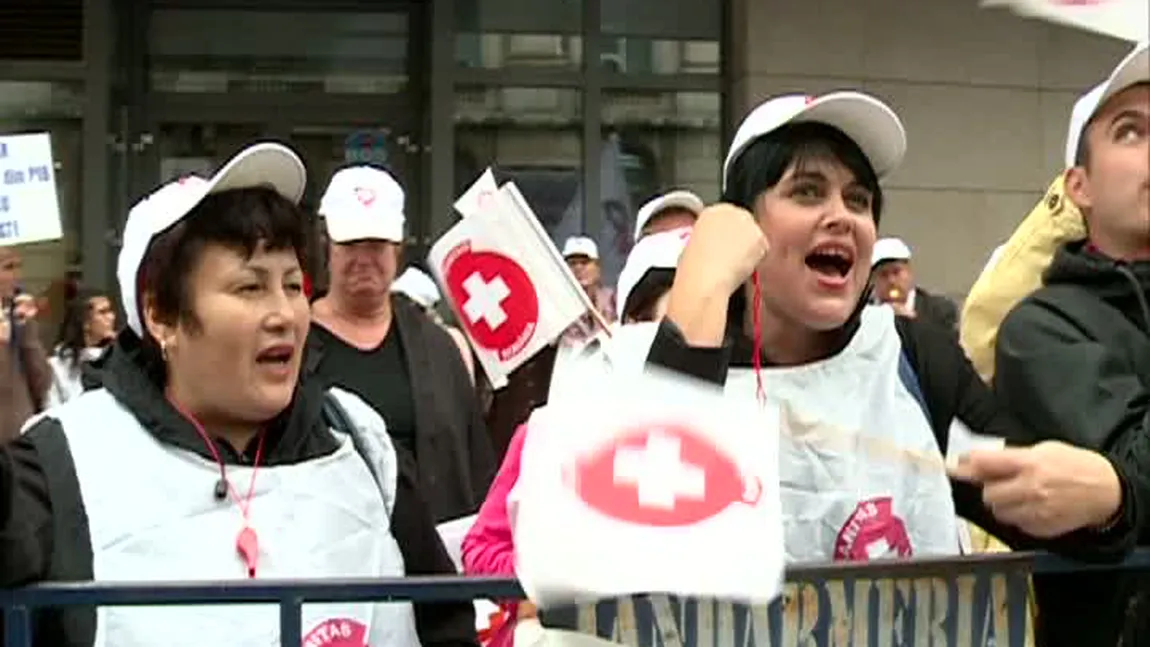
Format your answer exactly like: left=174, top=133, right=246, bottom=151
left=2, top=550, right=1148, bottom=647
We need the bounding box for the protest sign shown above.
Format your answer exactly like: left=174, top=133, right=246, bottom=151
left=0, top=132, right=62, bottom=247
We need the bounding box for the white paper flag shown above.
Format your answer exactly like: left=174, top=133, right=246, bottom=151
left=429, top=183, right=590, bottom=389
left=455, top=167, right=500, bottom=219
left=510, top=363, right=785, bottom=609
left=981, top=0, right=1147, bottom=42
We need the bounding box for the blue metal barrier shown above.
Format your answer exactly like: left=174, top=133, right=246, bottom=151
left=1, top=550, right=1147, bottom=647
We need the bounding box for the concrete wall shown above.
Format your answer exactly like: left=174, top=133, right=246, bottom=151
left=727, top=0, right=1132, bottom=300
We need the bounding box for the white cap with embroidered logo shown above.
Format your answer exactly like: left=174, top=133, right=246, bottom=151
left=319, top=165, right=406, bottom=244
left=1064, top=40, right=1149, bottom=168
left=117, top=142, right=307, bottom=336
left=723, top=91, right=907, bottom=190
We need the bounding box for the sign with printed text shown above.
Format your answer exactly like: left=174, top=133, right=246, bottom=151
left=0, top=132, right=62, bottom=247
left=543, top=570, right=1030, bottom=647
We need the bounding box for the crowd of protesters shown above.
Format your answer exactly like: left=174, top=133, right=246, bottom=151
left=0, top=36, right=1145, bottom=647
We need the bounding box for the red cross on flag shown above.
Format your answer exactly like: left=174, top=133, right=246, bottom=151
left=509, top=364, right=785, bottom=609
left=981, top=0, right=1147, bottom=41
left=429, top=181, right=593, bottom=389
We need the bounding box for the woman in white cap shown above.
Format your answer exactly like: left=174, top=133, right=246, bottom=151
left=646, top=91, right=1137, bottom=563
left=0, top=144, right=476, bottom=646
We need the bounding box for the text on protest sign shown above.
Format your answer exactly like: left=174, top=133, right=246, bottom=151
left=0, top=132, right=62, bottom=247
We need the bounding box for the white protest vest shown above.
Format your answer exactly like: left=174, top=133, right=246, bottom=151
left=726, top=306, right=961, bottom=562
left=51, top=387, right=421, bottom=647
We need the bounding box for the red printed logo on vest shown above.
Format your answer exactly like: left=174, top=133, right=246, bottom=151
left=303, top=618, right=367, bottom=647
left=565, top=423, right=761, bottom=527
left=441, top=242, right=539, bottom=361
left=834, top=496, right=912, bottom=561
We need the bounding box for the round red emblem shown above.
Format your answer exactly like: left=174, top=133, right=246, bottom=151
left=441, top=243, right=539, bottom=361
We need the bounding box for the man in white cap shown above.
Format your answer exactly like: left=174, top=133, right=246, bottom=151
left=559, top=235, right=616, bottom=346
left=633, top=190, right=703, bottom=242
left=992, top=41, right=1150, bottom=646
left=870, top=236, right=958, bottom=331
left=308, top=164, right=494, bottom=523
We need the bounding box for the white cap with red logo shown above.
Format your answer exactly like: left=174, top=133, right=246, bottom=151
left=1065, top=40, right=1149, bottom=168
left=319, top=165, right=406, bottom=244
left=723, top=91, right=907, bottom=190
left=117, top=142, right=307, bottom=336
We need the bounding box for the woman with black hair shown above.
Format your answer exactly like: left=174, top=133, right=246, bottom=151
left=45, top=287, right=116, bottom=407
left=0, top=143, right=476, bottom=646
left=646, top=91, right=1138, bottom=563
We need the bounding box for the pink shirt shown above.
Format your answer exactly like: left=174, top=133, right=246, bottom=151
left=462, top=424, right=529, bottom=577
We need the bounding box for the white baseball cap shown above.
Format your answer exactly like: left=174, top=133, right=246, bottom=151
left=633, top=190, right=704, bottom=242
left=319, top=165, right=406, bottom=243
left=117, top=142, right=307, bottom=336
left=723, top=91, right=907, bottom=190
left=871, top=237, right=913, bottom=267
left=1065, top=41, right=1149, bottom=168
left=562, top=236, right=599, bottom=260
left=616, top=227, right=691, bottom=317
left=391, top=267, right=441, bottom=309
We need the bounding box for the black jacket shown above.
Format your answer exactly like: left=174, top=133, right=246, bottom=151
left=914, top=287, right=959, bottom=333
left=996, top=241, right=1150, bottom=646
left=0, top=331, right=478, bottom=647
left=306, top=295, right=496, bottom=523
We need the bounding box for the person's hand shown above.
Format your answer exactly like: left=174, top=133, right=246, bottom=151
left=676, top=203, right=769, bottom=296
left=949, top=440, right=1123, bottom=538
left=12, top=294, right=36, bottom=324
left=517, top=600, right=538, bottom=619
left=664, top=204, right=768, bottom=347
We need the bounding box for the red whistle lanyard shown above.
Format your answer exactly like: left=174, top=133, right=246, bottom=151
left=169, top=397, right=267, bottom=578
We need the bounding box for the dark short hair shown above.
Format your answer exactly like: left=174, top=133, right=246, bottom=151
left=136, top=186, right=309, bottom=370
left=622, top=268, right=676, bottom=323
left=720, top=121, right=881, bottom=335
left=722, top=121, right=884, bottom=221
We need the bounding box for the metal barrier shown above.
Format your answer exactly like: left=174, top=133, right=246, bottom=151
left=1, top=550, right=1148, bottom=647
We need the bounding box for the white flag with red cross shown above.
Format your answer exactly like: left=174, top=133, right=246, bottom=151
left=509, top=363, right=785, bottom=608
left=428, top=181, right=593, bottom=389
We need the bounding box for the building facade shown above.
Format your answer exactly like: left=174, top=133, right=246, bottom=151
left=0, top=0, right=1132, bottom=303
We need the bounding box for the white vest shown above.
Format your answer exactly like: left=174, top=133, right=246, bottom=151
left=726, top=307, right=960, bottom=562
left=51, top=387, right=421, bottom=647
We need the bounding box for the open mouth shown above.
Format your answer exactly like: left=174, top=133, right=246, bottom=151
left=256, top=345, right=294, bottom=366
left=804, top=244, right=854, bottom=279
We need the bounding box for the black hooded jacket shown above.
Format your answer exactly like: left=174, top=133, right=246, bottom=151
left=996, top=241, right=1150, bottom=646
left=0, top=331, right=478, bottom=647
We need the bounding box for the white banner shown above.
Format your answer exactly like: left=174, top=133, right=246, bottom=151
left=512, top=364, right=785, bottom=609
left=0, top=133, right=62, bottom=247
left=982, top=0, right=1148, bottom=42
